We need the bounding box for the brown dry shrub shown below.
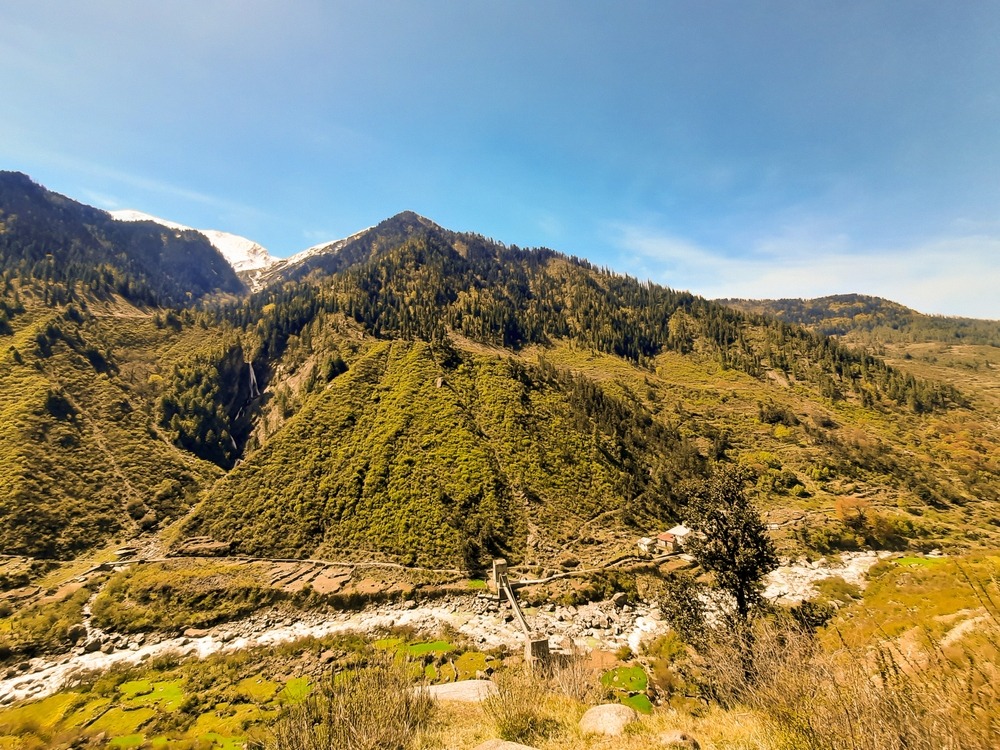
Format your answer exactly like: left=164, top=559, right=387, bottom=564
left=544, top=644, right=600, bottom=704
left=483, top=665, right=558, bottom=744
left=698, top=610, right=1000, bottom=750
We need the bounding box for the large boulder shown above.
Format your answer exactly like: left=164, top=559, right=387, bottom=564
left=579, top=703, right=638, bottom=736
left=82, top=637, right=102, bottom=653
left=419, top=679, right=497, bottom=702
left=66, top=623, right=87, bottom=644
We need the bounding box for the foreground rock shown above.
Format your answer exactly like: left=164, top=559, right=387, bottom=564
left=659, top=730, right=701, bottom=748
left=579, top=703, right=638, bottom=736
left=472, top=741, right=539, bottom=750
left=421, top=679, right=497, bottom=702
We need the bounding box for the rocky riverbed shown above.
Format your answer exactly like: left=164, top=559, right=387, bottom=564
left=0, top=551, right=888, bottom=705
left=763, top=550, right=890, bottom=602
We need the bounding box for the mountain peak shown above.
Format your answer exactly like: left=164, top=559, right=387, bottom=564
left=260, top=211, right=447, bottom=287
left=387, top=210, right=439, bottom=227
left=109, top=209, right=275, bottom=274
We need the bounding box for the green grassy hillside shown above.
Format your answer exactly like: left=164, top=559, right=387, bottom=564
left=181, top=338, right=704, bottom=568
left=0, top=183, right=997, bottom=750
left=0, top=288, right=222, bottom=558
left=167, top=216, right=999, bottom=568
left=1, top=192, right=997, bottom=568
left=216, top=217, right=1000, bottom=559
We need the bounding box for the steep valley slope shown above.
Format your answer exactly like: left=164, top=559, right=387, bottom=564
left=0, top=175, right=998, bottom=571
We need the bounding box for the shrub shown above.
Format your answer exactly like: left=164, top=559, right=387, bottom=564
left=758, top=401, right=799, bottom=426
left=615, top=644, right=634, bottom=661
left=545, top=645, right=598, bottom=703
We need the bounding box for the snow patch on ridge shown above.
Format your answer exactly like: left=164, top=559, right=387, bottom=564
left=108, top=209, right=275, bottom=274
left=284, top=226, right=374, bottom=267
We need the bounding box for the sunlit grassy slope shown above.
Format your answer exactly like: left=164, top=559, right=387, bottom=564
left=182, top=336, right=705, bottom=567
left=0, top=291, right=221, bottom=558
left=178, top=304, right=1000, bottom=570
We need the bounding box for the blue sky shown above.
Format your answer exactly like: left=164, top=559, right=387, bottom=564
left=2, top=2, right=999, bottom=318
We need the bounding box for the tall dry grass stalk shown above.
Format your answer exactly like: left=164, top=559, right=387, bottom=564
left=699, top=607, right=999, bottom=750
left=483, top=664, right=557, bottom=744
left=545, top=644, right=600, bottom=703
left=265, top=652, right=433, bottom=750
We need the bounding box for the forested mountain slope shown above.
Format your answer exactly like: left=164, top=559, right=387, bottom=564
left=181, top=337, right=704, bottom=567
left=0, top=173, right=256, bottom=559
left=0, top=172, right=245, bottom=307
left=1, top=178, right=997, bottom=566
left=232, top=213, right=961, bottom=412
left=176, top=213, right=998, bottom=566
left=0, top=291, right=225, bottom=558
left=719, top=293, right=1000, bottom=345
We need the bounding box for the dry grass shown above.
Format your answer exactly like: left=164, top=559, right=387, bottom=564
left=696, top=610, right=1000, bottom=750
left=545, top=645, right=602, bottom=704
left=483, top=664, right=561, bottom=744
left=265, top=567, right=1000, bottom=750
left=256, top=604, right=999, bottom=750
left=264, top=652, right=434, bottom=750
left=414, top=696, right=777, bottom=750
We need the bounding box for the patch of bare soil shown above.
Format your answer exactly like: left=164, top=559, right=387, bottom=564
left=585, top=649, right=618, bottom=671
left=0, top=586, right=40, bottom=602
left=309, top=568, right=352, bottom=594
left=38, top=581, right=85, bottom=605
left=354, top=578, right=389, bottom=596
left=276, top=562, right=324, bottom=592
left=267, top=562, right=304, bottom=587
left=386, top=581, right=416, bottom=597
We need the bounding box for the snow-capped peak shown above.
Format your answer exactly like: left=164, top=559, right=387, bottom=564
left=284, top=226, right=374, bottom=267
left=108, top=209, right=275, bottom=274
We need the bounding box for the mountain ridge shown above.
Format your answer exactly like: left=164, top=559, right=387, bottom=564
left=1, top=173, right=997, bottom=566
left=109, top=209, right=276, bottom=275
left=0, top=171, right=246, bottom=305
left=719, top=293, right=1000, bottom=344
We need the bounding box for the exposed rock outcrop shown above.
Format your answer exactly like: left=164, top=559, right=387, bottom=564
left=421, top=679, right=497, bottom=702
left=579, top=703, right=638, bottom=736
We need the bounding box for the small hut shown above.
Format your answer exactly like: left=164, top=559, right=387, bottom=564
left=655, top=524, right=692, bottom=553
left=637, top=537, right=655, bottom=556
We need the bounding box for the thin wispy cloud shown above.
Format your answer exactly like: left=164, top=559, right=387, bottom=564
left=79, top=190, right=124, bottom=210
left=82, top=160, right=262, bottom=218
left=303, top=229, right=337, bottom=243
left=613, top=224, right=1000, bottom=320
left=1, top=143, right=271, bottom=223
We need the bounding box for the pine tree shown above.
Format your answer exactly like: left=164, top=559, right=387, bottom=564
left=685, top=464, right=778, bottom=620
